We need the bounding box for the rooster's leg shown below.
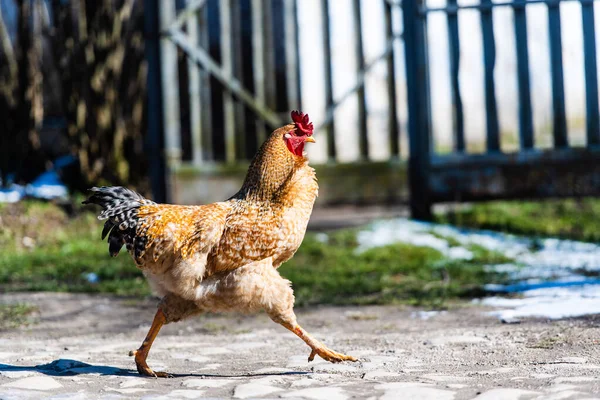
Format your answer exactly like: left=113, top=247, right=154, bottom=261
left=278, top=321, right=358, bottom=363
left=207, top=258, right=357, bottom=364
left=249, top=261, right=357, bottom=364
left=129, top=308, right=171, bottom=378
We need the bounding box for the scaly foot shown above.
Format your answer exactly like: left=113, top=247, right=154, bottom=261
left=129, top=349, right=173, bottom=378
left=308, top=346, right=358, bottom=363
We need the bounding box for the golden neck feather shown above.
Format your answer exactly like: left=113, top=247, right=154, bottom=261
left=235, top=124, right=305, bottom=202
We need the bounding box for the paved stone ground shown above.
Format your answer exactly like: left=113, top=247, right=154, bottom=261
left=1, top=293, right=599, bottom=400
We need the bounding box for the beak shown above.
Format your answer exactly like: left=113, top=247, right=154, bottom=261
left=305, top=136, right=316, bottom=143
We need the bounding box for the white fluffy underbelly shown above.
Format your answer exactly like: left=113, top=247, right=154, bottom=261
left=144, top=257, right=293, bottom=315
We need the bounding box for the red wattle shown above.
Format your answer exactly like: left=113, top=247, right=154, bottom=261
left=286, top=136, right=305, bottom=157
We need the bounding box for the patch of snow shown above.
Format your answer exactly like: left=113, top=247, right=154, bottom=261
left=480, top=285, right=600, bottom=319
left=357, top=218, right=600, bottom=320
left=26, top=183, right=68, bottom=200
left=359, top=218, right=600, bottom=272
left=315, top=233, right=329, bottom=243
left=356, top=219, right=474, bottom=260
left=411, top=311, right=446, bottom=320
left=0, top=185, right=25, bottom=203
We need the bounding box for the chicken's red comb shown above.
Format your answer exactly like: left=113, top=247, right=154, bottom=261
left=291, top=110, right=314, bottom=136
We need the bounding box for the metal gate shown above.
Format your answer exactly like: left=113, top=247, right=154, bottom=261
left=146, top=0, right=600, bottom=218
left=404, top=0, right=600, bottom=219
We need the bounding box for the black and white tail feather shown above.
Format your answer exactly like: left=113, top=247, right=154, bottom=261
left=83, top=186, right=155, bottom=258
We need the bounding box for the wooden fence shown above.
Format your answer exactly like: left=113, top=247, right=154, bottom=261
left=146, top=0, right=406, bottom=207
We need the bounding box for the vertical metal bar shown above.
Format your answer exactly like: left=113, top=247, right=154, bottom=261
left=292, top=0, right=303, bottom=111
left=547, top=0, right=568, bottom=147
left=271, top=1, right=289, bottom=112
left=446, top=0, right=464, bottom=152
left=403, top=0, right=432, bottom=220
left=581, top=0, right=599, bottom=146
left=32, top=0, right=43, bottom=131
left=251, top=0, right=267, bottom=145
left=144, top=0, right=167, bottom=202
left=513, top=0, right=534, bottom=149
left=352, top=0, right=369, bottom=159
left=186, top=4, right=203, bottom=165
left=480, top=0, right=499, bottom=152
left=284, top=0, right=301, bottom=111
left=220, top=0, right=236, bottom=162
left=231, top=0, right=246, bottom=159
left=175, top=1, right=192, bottom=162
left=198, top=3, right=213, bottom=161
left=159, top=0, right=182, bottom=168
left=321, top=0, right=336, bottom=161
left=263, top=0, right=277, bottom=129
left=384, top=0, right=400, bottom=158
left=207, top=0, right=224, bottom=160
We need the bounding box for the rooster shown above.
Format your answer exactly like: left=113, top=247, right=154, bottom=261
left=84, top=111, right=357, bottom=377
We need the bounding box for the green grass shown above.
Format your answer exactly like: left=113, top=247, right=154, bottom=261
left=3, top=198, right=592, bottom=305
left=280, top=230, right=511, bottom=307
left=436, top=198, right=600, bottom=243
left=0, top=200, right=513, bottom=306
left=0, top=201, right=149, bottom=296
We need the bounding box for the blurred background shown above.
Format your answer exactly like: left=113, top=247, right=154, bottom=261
left=0, top=0, right=147, bottom=199
left=1, top=0, right=600, bottom=320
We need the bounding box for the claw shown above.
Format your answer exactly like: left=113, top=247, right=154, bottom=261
left=132, top=347, right=172, bottom=378
left=135, top=356, right=172, bottom=378
left=308, top=346, right=358, bottom=363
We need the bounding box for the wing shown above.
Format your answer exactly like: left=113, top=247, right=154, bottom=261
left=134, top=202, right=230, bottom=266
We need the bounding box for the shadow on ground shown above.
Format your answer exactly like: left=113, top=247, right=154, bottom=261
left=0, top=359, right=309, bottom=379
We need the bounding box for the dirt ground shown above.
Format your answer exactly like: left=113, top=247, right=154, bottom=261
left=0, top=292, right=599, bottom=400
